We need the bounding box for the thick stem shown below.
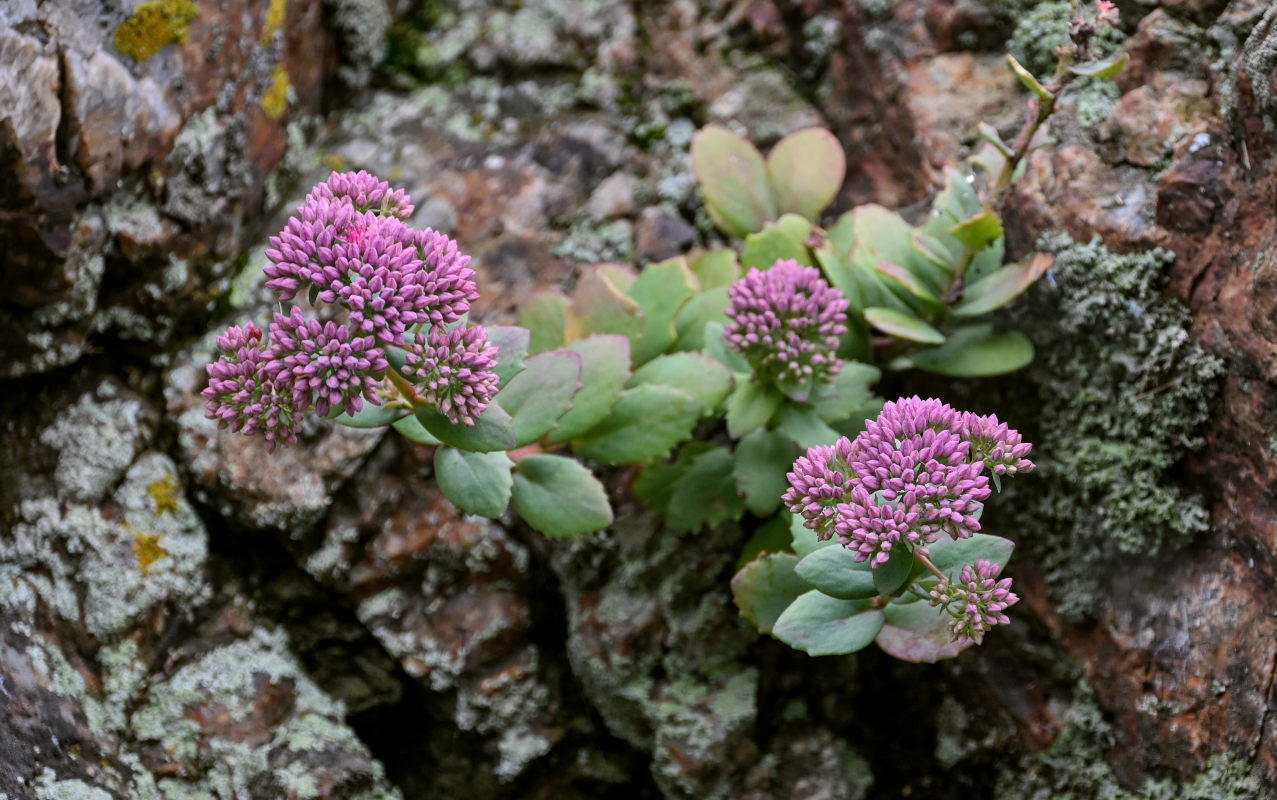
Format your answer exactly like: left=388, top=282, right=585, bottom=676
left=916, top=552, right=949, bottom=582
left=386, top=367, right=420, bottom=405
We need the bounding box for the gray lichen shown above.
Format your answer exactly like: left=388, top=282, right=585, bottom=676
left=1008, top=235, right=1223, bottom=620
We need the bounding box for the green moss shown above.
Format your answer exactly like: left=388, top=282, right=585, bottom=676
left=996, top=683, right=1262, bottom=799
left=1008, top=236, right=1222, bottom=620
left=114, top=0, right=199, bottom=62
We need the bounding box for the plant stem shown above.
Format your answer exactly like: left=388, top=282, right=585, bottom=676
left=916, top=552, right=948, bottom=582
left=386, top=367, right=420, bottom=405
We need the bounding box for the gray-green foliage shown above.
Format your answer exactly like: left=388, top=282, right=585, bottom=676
left=1009, top=235, right=1222, bottom=620
left=1009, top=2, right=1126, bottom=77
left=995, top=683, right=1262, bottom=800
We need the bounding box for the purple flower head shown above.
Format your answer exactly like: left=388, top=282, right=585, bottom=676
left=201, top=322, right=302, bottom=452
left=267, top=307, right=389, bottom=418
left=404, top=325, right=499, bottom=426
left=783, top=437, right=857, bottom=540
left=307, top=170, right=415, bottom=219
left=929, top=558, right=1018, bottom=645
left=962, top=412, right=1035, bottom=476
left=399, top=225, right=481, bottom=327
left=723, top=260, right=849, bottom=392
left=264, top=195, right=378, bottom=302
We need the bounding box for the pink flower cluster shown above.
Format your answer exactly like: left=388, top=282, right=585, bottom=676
left=783, top=397, right=1035, bottom=564
left=203, top=172, right=497, bottom=450
left=723, top=260, right=849, bottom=392
left=929, top=559, right=1019, bottom=645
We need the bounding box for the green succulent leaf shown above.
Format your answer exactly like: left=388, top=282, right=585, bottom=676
left=791, top=513, right=836, bottom=558
left=874, top=260, right=940, bottom=304
left=517, top=292, right=570, bottom=353
left=872, top=545, right=916, bottom=597
left=773, top=592, right=885, bottom=656
left=766, top=128, right=846, bottom=222
left=731, top=553, right=810, bottom=635
left=569, top=265, right=646, bottom=343
left=634, top=457, right=684, bottom=514
left=416, top=403, right=518, bottom=452
left=774, top=402, right=841, bottom=449
left=1006, top=54, right=1053, bottom=99
left=726, top=379, right=783, bottom=439
left=494, top=350, right=582, bottom=446
left=952, top=253, right=1052, bottom=318
left=703, top=320, right=752, bottom=374
left=978, top=121, right=1015, bottom=158
left=947, top=210, right=1004, bottom=253
left=826, top=210, right=856, bottom=253
left=692, top=125, right=778, bottom=237
left=487, top=325, right=531, bottom=388
left=673, top=287, right=730, bottom=352
left=741, top=224, right=813, bottom=271
left=392, top=413, right=441, bottom=445
left=928, top=533, right=1015, bottom=575
left=774, top=213, right=815, bottom=246
left=912, top=232, right=961, bottom=271
left=863, top=307, right=945, bottom=345
left=852, top=204, right=947, bottom=300
left=511, top=454, right=614, bottom=538
left=794, top=544, right=877, bottom=600
left=876, top=601, right=969, bottom=662
left=628, top=257, right=699, bottom=364
left=908, top=324, right=1034, bottom=377
left=733, top=427, right=796, bottom=516
left=573, top=384, right=702, bottom=464
left=666, top=444, right=746, bottom=532
left=545, top=335, right=632, bottom=444
left=333, top=402, right=409, bottom=429
left=434, top=447, right=514, bottom=518
left=1069, top=50, right=1129, bottom=79
left=629, top=352, right=733, bottom=413
left=690, top=249, right=741, bottom=290
left=810, top=362, right=881, bottom=424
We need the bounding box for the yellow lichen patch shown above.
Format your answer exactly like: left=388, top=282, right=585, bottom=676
left=261, top=64, right=291, bottom=120
left=262, top=0, right=288, bottom=43
left=147, top=472, right=181, bottom=516
left=321, top=154, right=347, bottom=172
left=132, top=530, right=169, bottom=577
left=113, top=0, right=199, bottom=62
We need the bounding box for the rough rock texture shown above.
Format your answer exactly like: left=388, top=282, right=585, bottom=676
left=4, top=0, right=1277, bottom=798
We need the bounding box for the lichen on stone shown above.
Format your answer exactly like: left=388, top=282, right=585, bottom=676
left=1007, top=235, right=1223, bottom=620
left=113, top=0, right=199, bottom=62
left=1009, top=1, right=1126, bottom=78
left=261, top=64, right=292, bottom=120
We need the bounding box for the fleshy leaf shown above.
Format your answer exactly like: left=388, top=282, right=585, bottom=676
left=766, top=128, right=846, bottom=222
left=774, top=402, right=841, bottom=449
left=494, top=350, right=582, bottom=446
left=517, top=292, right=569, bottom=353
left=434, top=447, right=514, bottom=518
left=908, top=324, right=1033, bottom=377
left=628, top=257, right=699, bottom=364
left=741, top=224, right=812, bottom=271
left=852, top=204, right=947, bottom=300
left=737, top=513, right=795, bottom=569
left=333, top=403, right=409, bottom=428
left=511, top=454, right=613, bottom=538
left=794, top=544, right=877, bottom=600
left=863, top=307, right=945, bottom=344
left=487, top=325, right=531, bottom=388
left=928, top=534, right=1015, bottom=575
left=690, top=249, right=741, bottom=290
left=826, top=211, right=855, bottom=252
left=673, top=287, right=730, bottom=352
left=416, top=403, right=517, bottom=452
left=666, top=445, right=746, bottom=532
left=1069, top=51, right=1129, bottom=79
left=978, top=121, right=1015, bottom=158
left=703, top=320, right=752, bottom=374
left=568, top=265, right=645, bottom=344
left=392, top=413, right=440, bottom=445
left=1006, top=54, right=1052, bottom=99
left=572, top=384, right=702, bottom=464
left=810, top=362, right=880, bottom=424
left=545, top=335, right=632, bottom=443
left=692, top=125, right=777, bottom=237
left=733, top=427, right=796, bottom=516
left=952, top=253, right=1052, bottom=318
left=629, top=352, right=733, bottom=413
left=791, top=513, right=836, bottom=558
left=872, top=545, right=916, bottom=597
left=773, top=592, right=885, bottom=656
left=732, top=553, right=810, bottom=635
left=876, top=602, right=970, bottom=662
left=874, top=261, right=940, bottom=303
left=726, top=379, right=783, bottom=439
left=947, top=210, right=1004, bottom=253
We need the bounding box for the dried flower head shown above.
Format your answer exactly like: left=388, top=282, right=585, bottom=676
left=723, top=260, right=849, bottom=391
left=404, top=325, right=500, bottom=427
left=202, top=322, right=302, bottom=452
left=929, top=558, right=1019, bottom=645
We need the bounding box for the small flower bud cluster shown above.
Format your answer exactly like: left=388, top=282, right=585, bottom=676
left=783, top=397, right=1035, bottom=566
left=204, top=172, right=498, bottom=447
left=928, top=559, right=1019, bottom=645
left=723, top=260, right=850, bottom=390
